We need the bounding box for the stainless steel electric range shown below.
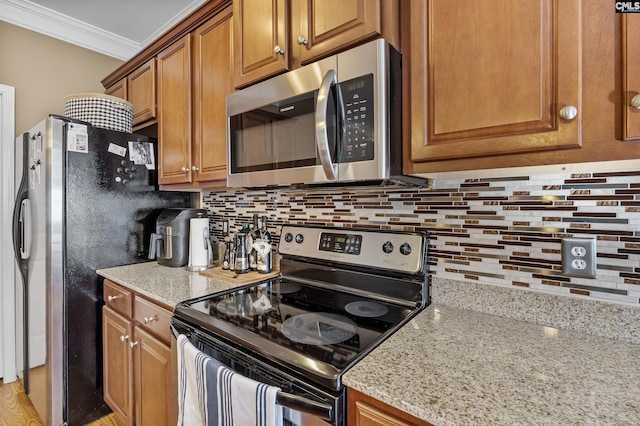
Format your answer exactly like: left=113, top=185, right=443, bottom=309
left=171, top=225, right=429, bottom=425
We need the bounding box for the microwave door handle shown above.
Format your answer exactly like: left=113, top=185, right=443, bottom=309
left=315, top=69, right=338, bottom=180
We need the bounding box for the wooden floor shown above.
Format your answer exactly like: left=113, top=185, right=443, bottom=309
left=0, top=379, right=42, bottom=426
left=0, top=379, right=121, bottom=426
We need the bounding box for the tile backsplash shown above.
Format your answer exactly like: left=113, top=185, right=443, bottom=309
left=202, top=169, right=640, bottom=307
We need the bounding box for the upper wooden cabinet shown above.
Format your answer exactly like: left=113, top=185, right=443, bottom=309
left=157, top=35, right=193, bottom=185
left=104, top=60, right=157, bottom=129
left=294, top=0, right=395, bottom=65
left=406, top=0, right=581, bottom=171
left=105, top=77, right=127, bottom=100
left=193, top=7, right=233, bottom=183
left=233, top=0, right=400, bottom=88
left=128, top=59, right=157, bottom=126
left=233, top=0, right=288, bottom=88
left=404, top=1, right=640, bottom=175
left=623, top=14, right=640, bottom=141
left=156, top=7, right=233, bottom=188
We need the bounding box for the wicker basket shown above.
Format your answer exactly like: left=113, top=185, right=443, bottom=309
left=64, top=93, right=134, bottom=133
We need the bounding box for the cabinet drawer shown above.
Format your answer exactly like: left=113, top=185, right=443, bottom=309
left=104, top=280, right=133, bottom=317
left=134, top=297, right=172, bottom=344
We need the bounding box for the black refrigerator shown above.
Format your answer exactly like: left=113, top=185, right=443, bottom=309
left=12, top=115, right=191, bottom=425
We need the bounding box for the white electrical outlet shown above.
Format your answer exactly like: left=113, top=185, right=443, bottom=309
left=561, top=237, right=596, bottom=278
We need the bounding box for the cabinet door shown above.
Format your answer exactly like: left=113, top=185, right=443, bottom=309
left=103, top=307, right=133, bottom=426
left=623, top=14, right=640, bottom=140
left=233, top=0, right=288, bottom=88
left=133, top=326, right=173, bottom=426
left=158, top=35, right=192, bottom=184
left=193, top=6, right=233, bottom=184
left=407, top=0, right=581, bottom=171
left=105, top=78, right=127, bottom=100
left=128, top=59, right=157, bottom=126
left=295, top=0, right=382, bottom=65
left=347, top=388, right=433, bottom=426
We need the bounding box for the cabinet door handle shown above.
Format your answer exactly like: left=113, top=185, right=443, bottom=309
left=297, top=35, right=307, bottom=46
left=129, top=341, right=139, bottom=348
left=107, top=295, right=120, bottom=302
left=143, top=316, right=156, bottom=324
left=181, top=166, right=189, bottom=173
left=559, top=105, right=578, bottom=121
left=119, top=335, right=129, bottom=343
left=273, top=45, right=285, bottom=55
left=631, top=94, right=640, bottom=110
left=191, top=166, right=199, bottom=172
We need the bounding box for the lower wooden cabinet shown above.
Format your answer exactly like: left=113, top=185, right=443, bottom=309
left=347, top=388, right=433, bottom=426
left=103, top=307, right=133, bottom=424
left=133, top=326, right=173, bottom=425
left=102, top=279, right=175, bottom=425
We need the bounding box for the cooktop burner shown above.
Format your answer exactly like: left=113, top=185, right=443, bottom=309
left=344, top=301, right=389, bottom=318
left=281, top=313, right=357, bottom=345
left=267, top=281, right=301, bottom=294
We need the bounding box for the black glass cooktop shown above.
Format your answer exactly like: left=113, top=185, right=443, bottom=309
left=174, top=277, right=416, bottom=376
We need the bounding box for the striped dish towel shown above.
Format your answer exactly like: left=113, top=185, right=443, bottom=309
left=177, top=334, right=283, bottom=426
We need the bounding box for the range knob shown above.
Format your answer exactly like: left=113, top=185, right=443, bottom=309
left=284, top=233, right=293, bottom=243
left=382, top=241, right=394, bottom=254
left=295, top=234, right=304, bottom=244
left=400, top=243, right=412, bottom=255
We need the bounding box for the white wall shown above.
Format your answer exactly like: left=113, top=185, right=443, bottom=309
left=0, top=83, right=16, bottom=383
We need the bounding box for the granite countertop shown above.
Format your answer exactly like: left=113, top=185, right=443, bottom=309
left=96, top=263, right=640, bottom=425
left=96, top=261, right=252, bottom=307
left=343, top=304, right=640, bottom=426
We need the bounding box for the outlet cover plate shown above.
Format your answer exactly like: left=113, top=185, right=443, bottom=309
left=561, top=237, right=596, bottom=279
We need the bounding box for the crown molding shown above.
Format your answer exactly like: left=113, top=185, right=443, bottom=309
left=140, top=0, right=208, bottom=48
left=0, top=0, right=139, bottom=60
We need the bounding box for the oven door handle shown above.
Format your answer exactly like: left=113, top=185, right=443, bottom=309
left=276, top=391, right=333, bottom=421
left=171, top=323, right=333, bottom=421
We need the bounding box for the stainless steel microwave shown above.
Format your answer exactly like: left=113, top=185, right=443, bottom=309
left=226, top=39, right=405, bottom=188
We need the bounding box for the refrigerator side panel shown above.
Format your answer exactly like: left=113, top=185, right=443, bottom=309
left=47, top=118, right=65, bottom=425
left=64, top=123, right=190, bottom=424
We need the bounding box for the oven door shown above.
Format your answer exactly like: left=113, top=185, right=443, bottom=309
left=227, top=55, right=340, bottom=188
left=171, top=318, right=342, bottom=426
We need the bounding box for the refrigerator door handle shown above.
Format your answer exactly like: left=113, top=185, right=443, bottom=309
left=19, top=199, right=31, bottom=259
left=12, top=133, right=30, bottom=395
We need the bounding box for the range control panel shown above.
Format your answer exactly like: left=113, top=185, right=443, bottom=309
left=279, top=225, right=426, bottom=274
left=319, top=232, right=363, bottom=255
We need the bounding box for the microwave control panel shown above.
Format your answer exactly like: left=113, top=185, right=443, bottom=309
left=341, top=75, right=374, bottom=163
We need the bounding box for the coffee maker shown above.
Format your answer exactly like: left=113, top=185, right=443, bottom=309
left=148, top=208, right=207, bottom=267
